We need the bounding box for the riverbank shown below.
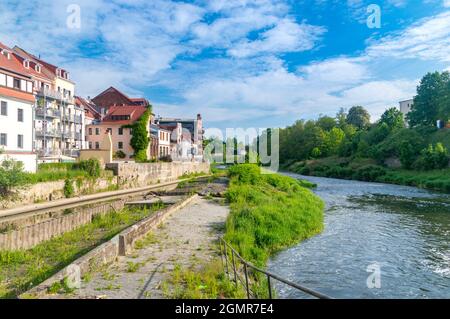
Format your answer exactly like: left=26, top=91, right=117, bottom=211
left=169, top=164, right=325, bottom=298
left=286, top=157, right=450, bottom=193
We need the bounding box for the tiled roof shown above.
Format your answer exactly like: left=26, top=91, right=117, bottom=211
left=0, top=42, right=31, bottom=78
left=75, top=96, right=101, bottom=120
left=0, top=86, right=34, bottom=103
left=102, top=105, right=148, bottom=125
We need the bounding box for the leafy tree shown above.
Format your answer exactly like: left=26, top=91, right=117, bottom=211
left=0, top=158, right=28, bottom=196
left=379, top=107, right=404, bottom=131
left=408, top=71, right=450, bottom=127
left=346, top=106, right=371, bottom=130
left=316, top=116, right=337, bottom=131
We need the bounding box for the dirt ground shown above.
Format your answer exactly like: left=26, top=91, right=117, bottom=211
left=71, top=196, right=229, bottom=299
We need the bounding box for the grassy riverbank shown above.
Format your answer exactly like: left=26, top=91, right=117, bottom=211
left=167, top=164, right=324, bottom=298
left=287, top=157, right=450, bottom=193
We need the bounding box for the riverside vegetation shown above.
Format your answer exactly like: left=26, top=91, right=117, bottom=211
left=280, top=71, right=450, bottom=193
left=166, top=164, right=324, bottom=298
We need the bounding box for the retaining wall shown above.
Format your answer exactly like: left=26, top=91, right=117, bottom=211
left=20, top=195, right=198, bottom=299
left=0, top=200, right=126, bottom=251
left=107, top=161, right=209, bottom=188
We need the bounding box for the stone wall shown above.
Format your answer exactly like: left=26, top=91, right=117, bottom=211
left=107, top=161, right=210, bottom=188
left=0, top=200, right=126, bottom=251
left=0, top=176, right=118, bottom=210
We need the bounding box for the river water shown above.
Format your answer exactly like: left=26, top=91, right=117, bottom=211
left=267, top=173, right=450, bottom=299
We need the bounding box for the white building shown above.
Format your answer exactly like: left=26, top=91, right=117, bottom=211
left=399, top=99, right=413, bottom=117
left=0, top=43, right=37, bottom=172
left=13, top=46, right=85, bottom=162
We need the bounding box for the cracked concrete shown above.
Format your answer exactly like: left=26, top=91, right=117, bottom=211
left=71, top=196, right=229, bottom=299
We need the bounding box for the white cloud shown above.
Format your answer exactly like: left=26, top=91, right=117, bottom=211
left=444, top=0, right=450, bottom=8
left=366, top=11, right=450, bottom=62
left=228, top=19, right=326, bottom=58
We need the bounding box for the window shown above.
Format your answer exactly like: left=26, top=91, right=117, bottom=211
left=107, top=128, right=112, bottom=134
left=13, top=78, right=21, bottom=90
left=88, top=128, right=92, bottom=135
left=118, top=127, right=123, bottom=135
left=17, top=135, right=23, bottom=149
left=0, top=101, right=7, bottom=116
left=95, top=142, right=100, bottom=149
left=95, top=128, right=100, bottom=135
left=0, top=133, right=7, bottom=146
left=89, top=142, right=93, bottom=149
left=118, top=142, right=123, bottom=149
left=17, top=109, right=23, bottom=122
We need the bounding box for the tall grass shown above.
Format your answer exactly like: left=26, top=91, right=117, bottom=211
left=224, top=164, right=324, bottom=267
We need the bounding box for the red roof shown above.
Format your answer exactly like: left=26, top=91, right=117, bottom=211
left=0, top=42, right=31, bottom=78
left=75, top=96, right=101, bottom=119
left=102, top=105, right=148, bottom=125
left=0, top=86, right=34, bottom=103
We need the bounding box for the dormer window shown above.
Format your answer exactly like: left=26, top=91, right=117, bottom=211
left=23, top=60, right=30, bottom=68
left=2, top=50, right=11, bottom=60
left=35, top=64, right=41, bottom=73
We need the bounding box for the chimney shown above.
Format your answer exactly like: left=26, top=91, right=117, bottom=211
left=197, top=114, right=202, bottom=120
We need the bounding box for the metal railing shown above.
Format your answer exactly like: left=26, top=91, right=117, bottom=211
left=35, top=107, right=61, bottom=118
left=218, top=237, right=332, bottom=299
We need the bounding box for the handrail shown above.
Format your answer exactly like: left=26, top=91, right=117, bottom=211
left=218, top=237, right=332, bottom=299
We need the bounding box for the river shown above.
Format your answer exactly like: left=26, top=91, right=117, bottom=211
left=267, top=173, right=450, bottom=299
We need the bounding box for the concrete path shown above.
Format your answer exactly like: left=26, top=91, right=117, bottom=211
left=72, top=196, right=228, bottom=299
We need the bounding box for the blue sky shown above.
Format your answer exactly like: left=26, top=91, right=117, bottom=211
left=1, top=0, right=449, bottom=132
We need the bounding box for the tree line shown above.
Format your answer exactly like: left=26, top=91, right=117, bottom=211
left=280, top=71, right=450, bottom=171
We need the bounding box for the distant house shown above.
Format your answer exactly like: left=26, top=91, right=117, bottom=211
left=91, top=87, right=150, bottom=113
left=85, top=105, right=152, bottom=160
left=157, top=114, right=204, bottom=159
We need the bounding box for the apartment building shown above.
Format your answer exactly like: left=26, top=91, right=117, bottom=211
left=0, top=43, right=37, bottom=172
left=13, top=47, right=85, bottom=161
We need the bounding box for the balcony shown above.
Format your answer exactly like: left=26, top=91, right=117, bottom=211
left=36, top=87, right=74, bottom=104
left=35, top=129, right=62, bottom=138
left=37, top=148, right=62, bottom=157
left=35, top=108, right=61, bottom=118
left=62, top=131, right=74, bottom=139
left=63, top=149, right=80, bottom=158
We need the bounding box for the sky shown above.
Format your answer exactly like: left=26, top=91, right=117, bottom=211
left=1, top=0, right=449, bottom=132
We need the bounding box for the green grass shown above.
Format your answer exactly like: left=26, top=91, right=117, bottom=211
left=0, top=206, right=160, bottom=299
left=163, top=261, right=247, bottom=299
left=224, top=164, right=324, bottom=267
left=22, top=162, right=113, bottom=185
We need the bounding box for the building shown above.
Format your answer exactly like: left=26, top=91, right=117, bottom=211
left=149, top=124, right=171, bottom=160
left=13, top=46, right=85, bottom=162
left=91, top=87, right=150, bottom=113
left=157, top=114, right=204, bottom=159
left=399, top=99, right=413, bottom=118
left=0, top=43, right=37, bottom=172
left=85, top=105, right=151, bottom=160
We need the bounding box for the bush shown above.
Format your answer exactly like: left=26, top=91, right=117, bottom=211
left=227, top=164, right=261, bottom=184
left=0, top=158, right=28, bottom=197
left=75, top=159, right=101, bottom=177
left=114, top=150, right=126, bottom=159
left=63, top=179, right=75, bottom=198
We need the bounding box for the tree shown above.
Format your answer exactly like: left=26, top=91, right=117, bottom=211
left=379, top=107, right=404, bottom=131
left=346, top=106, right=371, bottom=130
left=316, top=115, right=337, bottom=131
left=0, top=158, right=28, bottom=197
left=407, top=71, right=450, bottom=127
left=124, top=107, right=151, bottom=162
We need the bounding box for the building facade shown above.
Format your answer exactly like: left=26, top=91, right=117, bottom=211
left=85, top=105, right=151, bottom=160
left=0, top=43, right=37, bottom=172
left=13, top=46, right=85, bottom=162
